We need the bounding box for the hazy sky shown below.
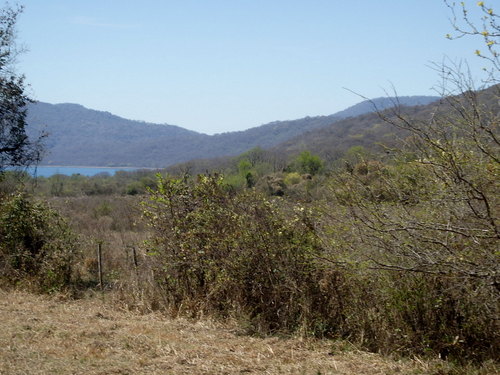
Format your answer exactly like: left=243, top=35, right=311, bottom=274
left=15, top=0, right=489, bottom=134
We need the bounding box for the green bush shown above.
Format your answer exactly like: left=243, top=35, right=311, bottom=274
left=142, top=174, right=337, bottom=333
left=140, top=172, right=499, bottom=362
left=290, top=151, right=324, bottom=175
left=0, top=193, right=79, bottom=292
left=284, top=172, right=302, bottom=186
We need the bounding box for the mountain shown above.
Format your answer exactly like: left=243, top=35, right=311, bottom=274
left=332, top=96, right=440, bottom=118
left=166, top=86, right=500, bottom=176
left=269, top=86, right=500, bottom=162
left=26, top=96, right=438, bottom=167
left=26, top=103, right=207, bottom=167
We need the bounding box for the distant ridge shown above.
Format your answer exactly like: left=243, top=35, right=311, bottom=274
left=268, top=85, right=500, bottom=162
left=26, top=95, right=439, bottom=168
left=333, top=96, right=440, bottom=118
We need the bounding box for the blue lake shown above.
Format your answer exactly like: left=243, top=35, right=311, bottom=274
left=29, top=166, right=143, bottom=177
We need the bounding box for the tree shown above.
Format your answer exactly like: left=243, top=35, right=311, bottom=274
left=315, top=5, right=499, bottom=359
left=0, top=5, right=43, bottom=172
left=445, top=0, right=499, bottom=79
left=326, top=1, right=499, bottom=285
left=292, top=150, right=324, bottom=175
left=237, top=158, right=255, bottom=188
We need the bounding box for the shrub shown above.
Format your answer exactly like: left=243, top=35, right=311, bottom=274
left=290, top=151, right=324, bottom=175
left=142, top=174, right=336, bottom=333
left=284, top=172, right=302, bottom=186
left=0, top=193, right=79, bottom=292
left=320, top=85, right=499, bottom=362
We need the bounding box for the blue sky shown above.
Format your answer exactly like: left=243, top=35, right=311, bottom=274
left=15, top=0, right=490, bottom=134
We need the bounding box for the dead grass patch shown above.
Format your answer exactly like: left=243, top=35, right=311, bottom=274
left=0, top=290, right=497, bottom=375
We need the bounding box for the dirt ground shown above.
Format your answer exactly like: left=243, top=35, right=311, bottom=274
left=0, top=290, right=496, bottom=375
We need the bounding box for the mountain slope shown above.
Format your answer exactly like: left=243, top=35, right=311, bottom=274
left=270, top=85, right=500, bottom=162
left=26, top=96, right=438, bottom=167
left=27, top=103, right=208, bottom=167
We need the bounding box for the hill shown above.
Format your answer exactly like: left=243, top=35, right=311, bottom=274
left=165, top=86, right=498, bottom=175
left=26, top=96, right=438, bottom=168
left=26, top=103, right=207, bottom=167
left=270, top=86, right=499, bottom=162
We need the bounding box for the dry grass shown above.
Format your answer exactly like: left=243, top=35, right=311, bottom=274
left=0, top=290, right=497, bottom=375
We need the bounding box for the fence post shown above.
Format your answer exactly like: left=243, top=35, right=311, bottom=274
left=130, top=245, right=140, bottom=281
left=132, top=246, right=138, bottom=268
left=97, top=242, right=104, bottom=291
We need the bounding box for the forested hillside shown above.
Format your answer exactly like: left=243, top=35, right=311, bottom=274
left=26, top=96, right=438, bottom=167
left=271, top=85, right=499, bottom=161
left=166, top=94, right=461, bottom=174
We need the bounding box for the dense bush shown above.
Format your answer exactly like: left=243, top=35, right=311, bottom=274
left=319, top=83, right=499, bottom=361
left=288, top=151, right=324, bottom=176
left=0, top=193, right=79, bottom=292
left=315, top=263, right=499, bottom=361
left=141, top=174, right=347, bottom=333
left=137, top=163, right=499, bottom=362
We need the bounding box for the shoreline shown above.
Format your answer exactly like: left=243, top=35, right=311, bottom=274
left=36, top=165, right=159, bottom=170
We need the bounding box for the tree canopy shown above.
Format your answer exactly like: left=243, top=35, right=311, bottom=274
left=0, top=5, right=43, bottom=172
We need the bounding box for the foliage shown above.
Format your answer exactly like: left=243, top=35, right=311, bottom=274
left=19, top=168, right=161, bottom=197
left=318, top=121, right=499, bottom=360
left=0, top=193, right=79, bottom=291
left=142, top=174, right=337, bottom=333
left=290, top=151, right=324, bottom=175
left=283, top=172, right=302, bottom=185
left=445, top=0, right=499, bottom=76
left=237, top=158, right=256, bottom=188
left=0, top=1, right=496, bottom=367
left=317, top=7, right=500, bottom=359
left=0, top=5, right=43, bottom=172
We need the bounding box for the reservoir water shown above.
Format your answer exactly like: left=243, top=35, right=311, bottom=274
left=30, top=166, right=142, bottom=177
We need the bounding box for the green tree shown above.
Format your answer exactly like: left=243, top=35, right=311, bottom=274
left=0, top=5, right=43, bottom=172
left=293, top=151, right=324, bottom=175
left=237, top=158, right=255, bottom=188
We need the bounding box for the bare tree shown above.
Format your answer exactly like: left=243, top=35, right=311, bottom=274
left=445, top=0, right=499, bottom=81
left=324, top=1, right=499, bottom=289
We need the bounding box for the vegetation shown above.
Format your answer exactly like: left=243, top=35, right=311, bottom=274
left=0, top=192, right=79, bottom=292
left=0, top=4, right=78, bottom=294
left=26, top=96, right=438, bottom=168
left=0, top=1, right=498, bottom=373
left=290, top=151, right=324, bottom=175
left=2, top=88, right=497, bottom=365
left=0, top=5, right=43, bottom=171
left=7, top=290, right=490, bottom=375
left=142, top=174, right=327, bottom=333
left=3, top=87, right=498, bottom=364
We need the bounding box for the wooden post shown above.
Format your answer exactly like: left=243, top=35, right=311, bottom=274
left=131, top=246, right=139, bottom=280
left=131, top=246, right=138, bottom=268
left=97, top=242, right=104, bottom=291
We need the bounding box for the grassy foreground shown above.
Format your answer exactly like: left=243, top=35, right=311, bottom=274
left=0, top=291, right=496, bottom=375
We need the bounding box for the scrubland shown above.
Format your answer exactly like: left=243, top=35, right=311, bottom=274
left=1, top=49, right=498, bottom=375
